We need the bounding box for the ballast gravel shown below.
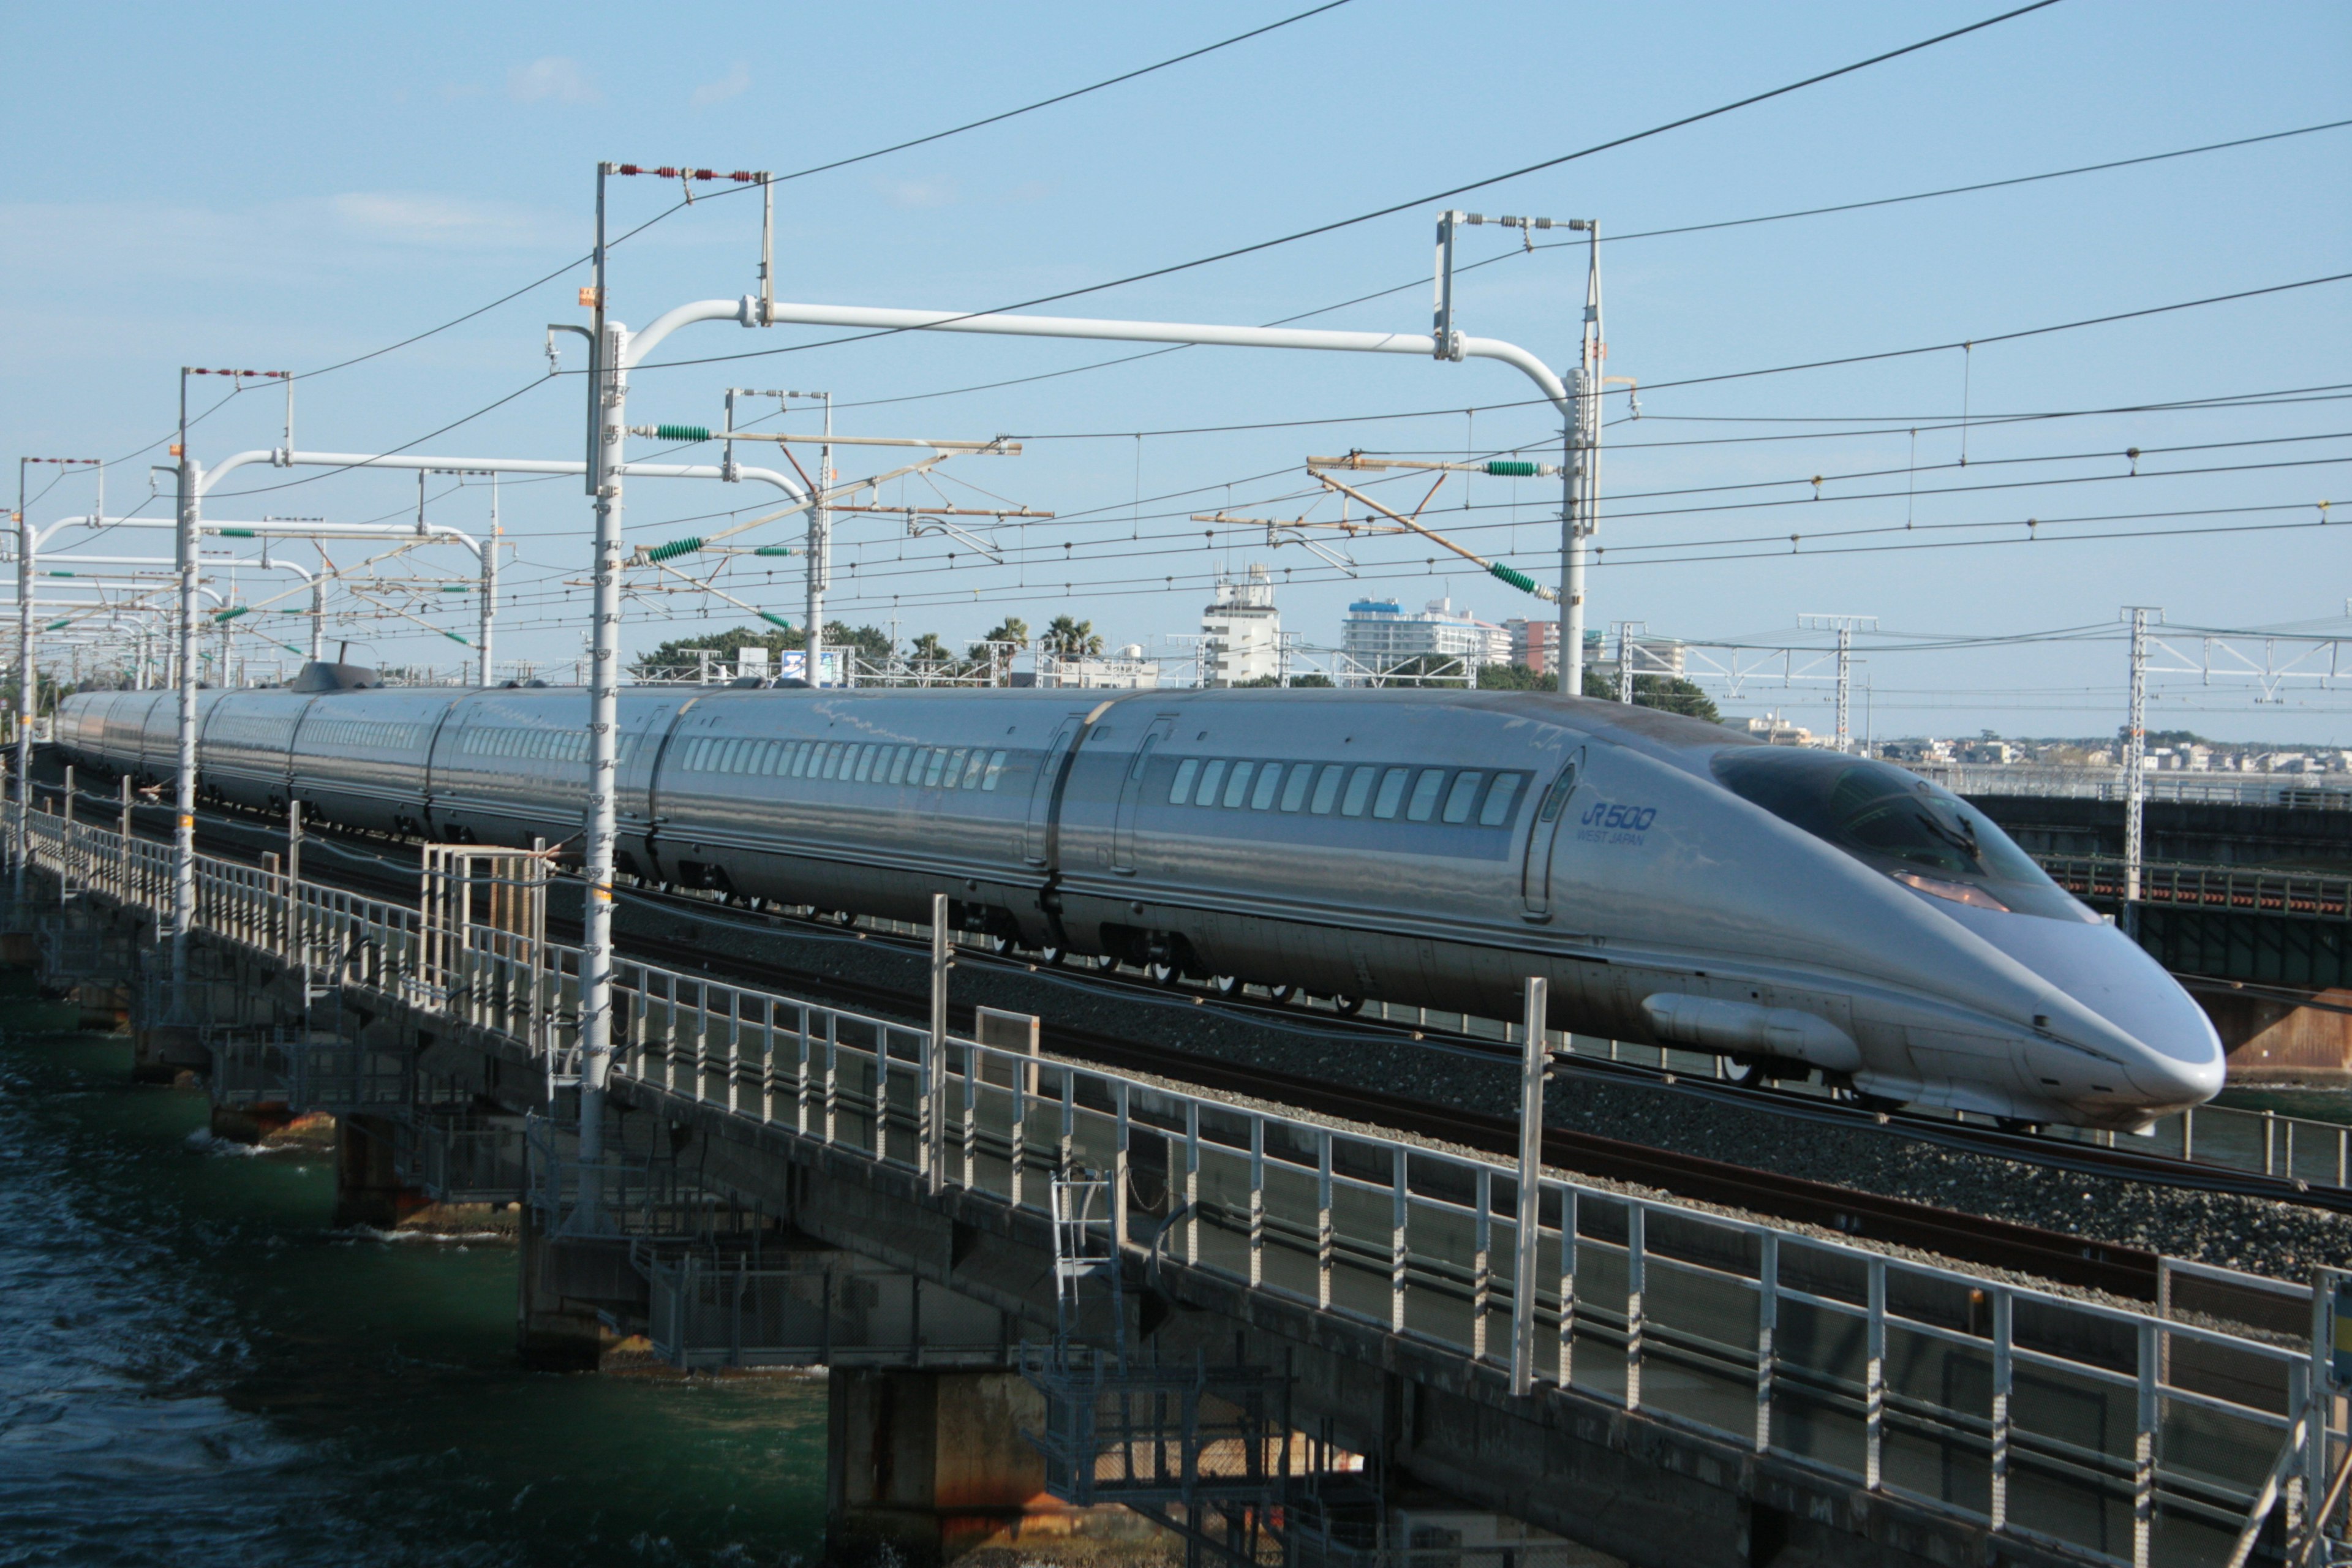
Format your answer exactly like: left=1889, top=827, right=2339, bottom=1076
left=633, top=892, right=2352, bottom=1285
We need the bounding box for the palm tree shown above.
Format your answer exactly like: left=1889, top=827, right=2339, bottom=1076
left=1042, top=615, right=1104, bottom=658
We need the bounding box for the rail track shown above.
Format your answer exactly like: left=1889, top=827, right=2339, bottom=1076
left=55, top=778, right=2348, bottom=1299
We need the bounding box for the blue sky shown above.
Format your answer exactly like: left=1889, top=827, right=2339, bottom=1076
left=2, top=1, right=2346, bottom=741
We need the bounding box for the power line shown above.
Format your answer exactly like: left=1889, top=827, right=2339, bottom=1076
left=636, top=0, right=2065, bottom=372
left=760, top=2, right=1355, bottom=186
left=810, top=117, right=2352, bottom=415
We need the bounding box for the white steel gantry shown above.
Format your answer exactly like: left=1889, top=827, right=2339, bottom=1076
left=565, top=268, right=1588, bottom=1216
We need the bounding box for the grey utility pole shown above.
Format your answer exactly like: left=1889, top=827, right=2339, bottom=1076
left=1798, top=614, right=1878, bottom=755
left=578, top=163, right=625, bottom=1210
left=1567, top=221, right=1602, bottom=699
left=1435, top=208, right=1597, bottom=696
left=173, top=372, right=200, bottom=1004
left=806, top=393, right=832, bottom=686
left=2122, top=606, right=2157, bottom=921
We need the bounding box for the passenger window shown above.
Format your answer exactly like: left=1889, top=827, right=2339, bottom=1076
left=720, top=739, right=742, bottom=772
left=1311, top=764, right=1344, bottom=815
left=853, top=745, right=877, bottom=783
left=1373, top=767, right=1410, bottom=820
left=945, top=747, right=969, bottom=785
left=982, top=750, right=1007, bottom=791
left=1251, top=764, right=1283, bottom=810
left=888, top=745, right=911, bottom=785
left=922, top=749, right=948, bottom=787
left=786, top=742, right=810, bottom=778
left=1407, top=769, right=1446, bottom=822
left=1280, top=765, right=1313, bottom=812
left=1195, top=759, right=1227, bottom=805
left=1341, top=766, right=1376, bottom=817
left=1223, top=760, right=1254, bottom=807
left=816, top=744, right=838, bottom=780
left=1169, top=758, right=1199, bottom=804
left=1444, top=771, right=1483, bottom=824
left=1480, top=773, right=1523, bottom=826
left=961, top=750, right=987, bottom=788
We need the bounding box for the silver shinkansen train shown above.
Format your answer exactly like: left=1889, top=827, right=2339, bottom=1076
left=54, top=681, right=2224, bottom=1131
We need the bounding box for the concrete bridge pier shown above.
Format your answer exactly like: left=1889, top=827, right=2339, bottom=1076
left=514, top=1206, right=625, bottom=1371
left=331, top=1114, right=423, bottom=1229
left=826, top=1367, right=1163, bottom=1568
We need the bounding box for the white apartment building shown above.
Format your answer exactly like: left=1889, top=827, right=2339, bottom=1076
left=1342, top=597, right=1510, bottom=669
left=1200, top=564, right=1283, bottom=686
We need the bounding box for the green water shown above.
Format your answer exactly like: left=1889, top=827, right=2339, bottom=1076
left=0, top=1027, right=830, bottom=1566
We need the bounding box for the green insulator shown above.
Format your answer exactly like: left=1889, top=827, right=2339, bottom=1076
left=1484, top=460, right=1539, bottom=478
left=1488, top=562, right=1538, bottom=594
left=212, top=605, right=251, bottom=623
left=43, top=620, right=70, bottom=632
left=443, top=631, right=471, bottom=645
left=757, top=611, right=794, bottom=631
left=46, top=570, right=75, bottom=578
left=753, top=545, right=798, bottom=557
left=439, top=584, right=470, bottom=593
left=217, top=527, right=255, bottom=538
left=645, top=536, right=703, bottom=563
left=654, top=424, right=712, bottom=443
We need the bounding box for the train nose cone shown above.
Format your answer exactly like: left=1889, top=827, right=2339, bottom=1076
left=1936, top=904, right=2226, bottom=1106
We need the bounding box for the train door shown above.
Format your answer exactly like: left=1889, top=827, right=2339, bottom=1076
left=1023, top=713, right=1087, bottom=867
left=1520, top=748, right=1584, bottom=919
left=1110, top=715, right=1175, bottom=875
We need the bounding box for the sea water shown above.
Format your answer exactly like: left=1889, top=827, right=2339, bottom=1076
left=0, top=1029, right=829, bottom=1566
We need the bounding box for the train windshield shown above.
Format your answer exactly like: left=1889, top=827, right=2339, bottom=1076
left=1709, top=747, right=2092, bottom=921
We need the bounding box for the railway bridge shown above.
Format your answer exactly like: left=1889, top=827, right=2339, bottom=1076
left=4, top=794, right=2346, bottom=1568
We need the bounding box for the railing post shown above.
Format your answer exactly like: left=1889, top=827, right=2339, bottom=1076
left=1472, top=1167, right=1493, bottom=1362
left=1008, top=1031, right=1027, bottom=1208
left=2135, top=1317, right=2158, bottom=1568
left=1558, top=1188, right=1578, bottom=1389
left=1865, top=1256, right=1886, bottom=1490
left=928, top=891, right=950, bottom=1193
left=1184, top=1100, right=1199, bottom=1265
left=1512, top=974, right=1547, bottom=1397
left=1756, top=1232, right=1778, bottom=1453
left=1625, top=1202, right=1645, bottom=1411
left=1248, top=1115, right=1265, bottom=1289
left=1114, top=1080, right=1131, bottom=1255
left=1390, top=1145, right=1409, bottom=1334
left=1991, top=1288, right=2013, bottom=1533
left=1316, top=1129, right=1333, bottom=1311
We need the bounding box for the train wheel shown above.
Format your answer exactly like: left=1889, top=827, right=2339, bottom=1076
left=1145, top=960, right=1181, bottom=989
left=1090, top=952, right=1121, bottom=973
left=1330, top=995, right=1363, bottom=1016
left=1038, top=946, right=1066, bottom=967
left=1721, top=1056, right=1766, bottom=1088
left=1210, top=975, right=1243, bottom=997
left=1266, top=984, right=1296, bottom=1005
left=988, top=933, right=1015, bottom=956
left=833, top=910, right=858, bottom=928
left=1994, top=1116, right=2042, bottom=1136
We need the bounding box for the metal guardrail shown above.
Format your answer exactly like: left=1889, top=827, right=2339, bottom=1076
left=12, top=801, right=2352, bottom=1566
left=1916, top=764, right=2352, bottom=811
left=2044, top=855, right=2352, bottom=923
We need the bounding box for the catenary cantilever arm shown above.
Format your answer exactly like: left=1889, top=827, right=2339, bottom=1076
left=624, top=295, right=1574, bottom=416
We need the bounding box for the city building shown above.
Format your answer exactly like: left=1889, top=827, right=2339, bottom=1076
left=1200, top=564, right=1282, bottom=686
left=1583, top=629, right=1689, bottom=682
left=1741, top=712, right=1817, bottom=746
left=1502, top=617, right=1558, bottom=676
left=1342, top=597, right=1510, bottom=670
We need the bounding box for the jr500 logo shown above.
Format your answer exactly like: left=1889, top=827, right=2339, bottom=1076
left=1580, top=801, right=1657, bottom=831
